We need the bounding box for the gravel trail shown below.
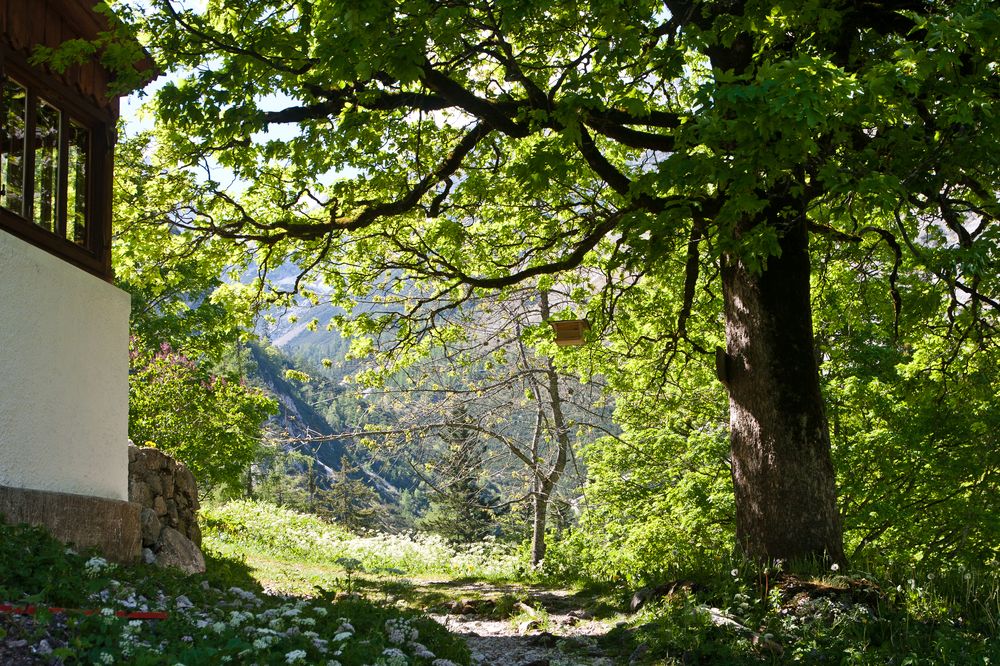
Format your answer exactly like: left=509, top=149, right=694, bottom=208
left=426, top=585, right=621, bottom=666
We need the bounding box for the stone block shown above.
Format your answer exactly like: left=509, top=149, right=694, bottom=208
left=156, top=527, right=205, bottom=574
left=165, top=498, right=179, bottom=526
left=140, top=507, right=162, bottom=547
left=0, top=485, right=141, bottom=563
left=128, top=479, right=153, bottom=508
left=160, top=471, right=175, bottom=498
left=189, top=520, right=202, bottom=547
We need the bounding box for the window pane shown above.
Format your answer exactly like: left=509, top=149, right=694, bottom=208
left=33, top=99, right=60, bottom=232
left=1, top=80, right=26, bottom=216
left=67, top=121, right=89, bottom=245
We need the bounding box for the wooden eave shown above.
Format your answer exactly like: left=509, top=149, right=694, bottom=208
left=0, top=0, right=155, bottom=281
left=0, top=0, right=156, bottom=114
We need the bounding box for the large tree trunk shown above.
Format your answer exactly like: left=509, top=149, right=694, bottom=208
left=722, top=213, right=845, bottom=564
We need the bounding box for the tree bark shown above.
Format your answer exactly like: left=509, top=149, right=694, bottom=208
left=528, top=291, right=572, bottom=566
left=722, top=212, right=846, bottom=565
left=531, top=481, right=550, bottom=565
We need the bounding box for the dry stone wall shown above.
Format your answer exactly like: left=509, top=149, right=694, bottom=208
left=127, top=443, right=204, bottom=573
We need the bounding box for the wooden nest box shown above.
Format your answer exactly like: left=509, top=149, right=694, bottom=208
left=549, top=319, right=590, bottom=346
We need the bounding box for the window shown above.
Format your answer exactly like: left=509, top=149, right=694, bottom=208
left=0, top=53, right=111, bottom=279
left=2, top=76, right=92, bottom=246
left=0, top=79, right=26, bottom=216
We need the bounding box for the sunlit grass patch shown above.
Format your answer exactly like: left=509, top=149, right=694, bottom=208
left=202, top=499, right=527, bottom=581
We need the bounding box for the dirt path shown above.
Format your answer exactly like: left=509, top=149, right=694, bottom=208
left=419, top=582, right=622, bottom=666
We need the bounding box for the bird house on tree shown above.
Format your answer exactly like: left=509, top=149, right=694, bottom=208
left=0, top=0, right=152, bottom=562
left=549, top=319, right=591, bottom=346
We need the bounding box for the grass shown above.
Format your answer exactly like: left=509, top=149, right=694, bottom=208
left=4, top=498, right=998, bottom=665
left=202, top=500, right=527, bottom=585
left=0, top=515, right=470, bottom=665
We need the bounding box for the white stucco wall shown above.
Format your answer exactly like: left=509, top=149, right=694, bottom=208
left=0, top=232, right=130, bottom=500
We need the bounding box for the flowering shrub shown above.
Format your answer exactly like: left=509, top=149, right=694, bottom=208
left=129, top=337, right=277, bottom=492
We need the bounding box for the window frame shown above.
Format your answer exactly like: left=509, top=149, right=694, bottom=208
left=0, top=47, right=114, bottom=280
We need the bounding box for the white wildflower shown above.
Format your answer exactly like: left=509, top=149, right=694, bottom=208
left=830, top=563, right=840, bottom=572
left=382, top=647, right=409, bottom=666
left=285, top=649, right=308, bottom=664
left=409, top=641, right=435, bottom=658
left=384, top=618, right=418, bottom=645
left=228, top=587, right=259, bottom=603
left=229, top=610, right=253, bottom=627
left=85, top=557, right=110, bottom=577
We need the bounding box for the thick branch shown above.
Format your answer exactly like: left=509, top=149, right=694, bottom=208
left=584, top=115, right=675, bottom=152
left=421, top=65, right=530, bottom=137
left=262, top=89, right=450, bottom=125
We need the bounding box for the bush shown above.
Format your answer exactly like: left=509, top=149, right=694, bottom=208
left=129, top=338, right=277, bottom=492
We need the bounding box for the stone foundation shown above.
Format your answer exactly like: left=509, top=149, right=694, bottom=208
left=0, top=485, right=141, bottom=563
left=127, top=443, right=204, bottom=573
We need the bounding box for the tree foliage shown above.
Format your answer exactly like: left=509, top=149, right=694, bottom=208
left=417, top=410, right=498, bottom=543
left=100, top=0, right=1000, bottom=562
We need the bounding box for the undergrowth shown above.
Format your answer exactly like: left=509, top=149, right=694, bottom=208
left=572, top=556, right=1000, bottom=664
left=6, top=498, right=997, bottom=665
left=0, top=516, right=469, bottom=665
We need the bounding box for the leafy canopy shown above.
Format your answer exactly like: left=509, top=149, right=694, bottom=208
left=95, top=0, right=998, bottom=358
left=129, top=338, right=278, bottom=492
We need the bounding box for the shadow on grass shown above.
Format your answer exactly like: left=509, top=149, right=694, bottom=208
left=202, top=551, right=266, bottom=594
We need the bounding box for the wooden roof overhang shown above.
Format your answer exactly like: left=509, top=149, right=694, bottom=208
left=0, top=0, right=155, bottom=279
left=1, top=0, right=155, bottom=114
